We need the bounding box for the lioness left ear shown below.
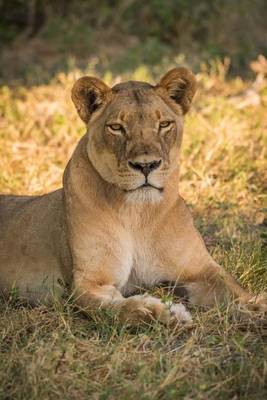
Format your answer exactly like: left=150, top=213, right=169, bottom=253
left=71, top=76, right=111, bottom=123
left=156, top=67, right=197, bottom=114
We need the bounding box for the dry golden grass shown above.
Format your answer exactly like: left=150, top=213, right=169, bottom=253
left=0, top=59, right=267, bottom=399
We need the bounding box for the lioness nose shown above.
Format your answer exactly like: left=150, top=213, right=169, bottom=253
left=128, top=159, right=162, bottom=177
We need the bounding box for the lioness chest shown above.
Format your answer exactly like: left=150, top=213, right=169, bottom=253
left=113, top=210, right=168, bottom=296
left=120, top=234, right=163, bottom=296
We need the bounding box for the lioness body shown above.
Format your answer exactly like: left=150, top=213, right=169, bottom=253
left=0, top=152, right=209, bottom=304
left=0, top=190, right=72, bottom=301
left=0, top=68, right=266, bottom=322
left=0, top=139, right=219, bottom=307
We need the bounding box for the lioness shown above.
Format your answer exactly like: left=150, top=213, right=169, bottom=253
left=0, top=68, right=266, bottom=324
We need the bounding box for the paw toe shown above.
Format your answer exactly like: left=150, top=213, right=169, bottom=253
left=170, top=303, right=192, bottom=322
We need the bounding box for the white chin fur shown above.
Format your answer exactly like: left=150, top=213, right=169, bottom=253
left=125, top=187, right=163, bottom=204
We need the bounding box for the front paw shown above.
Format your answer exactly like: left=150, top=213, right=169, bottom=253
left=247, top=294, right=267, bottom=312
left=239, top=293, right=267, bottom=313
left=119, top=295, right=192, bottom=325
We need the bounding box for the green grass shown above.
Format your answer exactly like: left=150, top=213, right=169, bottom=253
left=0, top=57, right=267, bottom=399
left=0, top=301, right=266, bottom=399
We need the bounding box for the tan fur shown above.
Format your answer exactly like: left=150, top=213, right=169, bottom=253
left=0, top=68, right=266, bottom=324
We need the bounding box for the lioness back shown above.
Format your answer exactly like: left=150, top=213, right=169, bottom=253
left=0, top=190, right=72, bottom=303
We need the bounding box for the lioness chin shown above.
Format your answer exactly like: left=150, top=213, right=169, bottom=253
left=0, top=68, right=266, bottom=325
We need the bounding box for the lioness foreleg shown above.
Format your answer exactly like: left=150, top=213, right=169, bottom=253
left=73, top=279, right=192, bottom=325
left=183, top=262, right=267, bottom=311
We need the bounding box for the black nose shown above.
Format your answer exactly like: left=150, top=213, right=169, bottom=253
left=128, top=160, right=162, bottom=177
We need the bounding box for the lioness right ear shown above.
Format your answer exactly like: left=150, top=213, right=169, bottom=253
left=71, top=76, right=111, bottom=123
left=156, top=67, right=197, bottom=114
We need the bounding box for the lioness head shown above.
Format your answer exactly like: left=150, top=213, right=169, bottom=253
left=72, top=68, right=196, bottom=203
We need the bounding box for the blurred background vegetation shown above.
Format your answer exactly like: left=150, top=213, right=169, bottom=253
left=1, top=0, right=267, bottom=84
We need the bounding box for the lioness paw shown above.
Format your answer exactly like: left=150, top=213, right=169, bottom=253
left=247, top=293, right=267, bottom=312
left=238, top=293, right=267, bottom=313
left=119, top=295, right=192, bottom=325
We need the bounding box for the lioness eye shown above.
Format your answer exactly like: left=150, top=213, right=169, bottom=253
left=109, top=124, right=122, bottom=131
left=160, top=121, right=172, bottom=128
left=107, top=123, right=124, bottom=135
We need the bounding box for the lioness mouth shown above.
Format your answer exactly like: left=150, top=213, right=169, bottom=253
left=126, top=183, right=164, bottom=192
left=141, top=183, right=163, bottom=191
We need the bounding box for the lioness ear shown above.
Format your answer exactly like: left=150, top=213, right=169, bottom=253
left=71, top=76, right=111, bottom=123
left=156, top=67, right=197, bottom=114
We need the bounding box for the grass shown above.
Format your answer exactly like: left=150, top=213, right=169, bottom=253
left=0, top=57, right=267, bottom=399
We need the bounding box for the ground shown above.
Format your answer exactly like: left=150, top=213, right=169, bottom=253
left=0, top=58, right=267, bottom=399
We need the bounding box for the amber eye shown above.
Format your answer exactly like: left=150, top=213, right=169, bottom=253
left=159, top=121, right=172, bottom=128
left=107, top=123, right=123, bottom=135
left=109, top=123, right=122, bottom=130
